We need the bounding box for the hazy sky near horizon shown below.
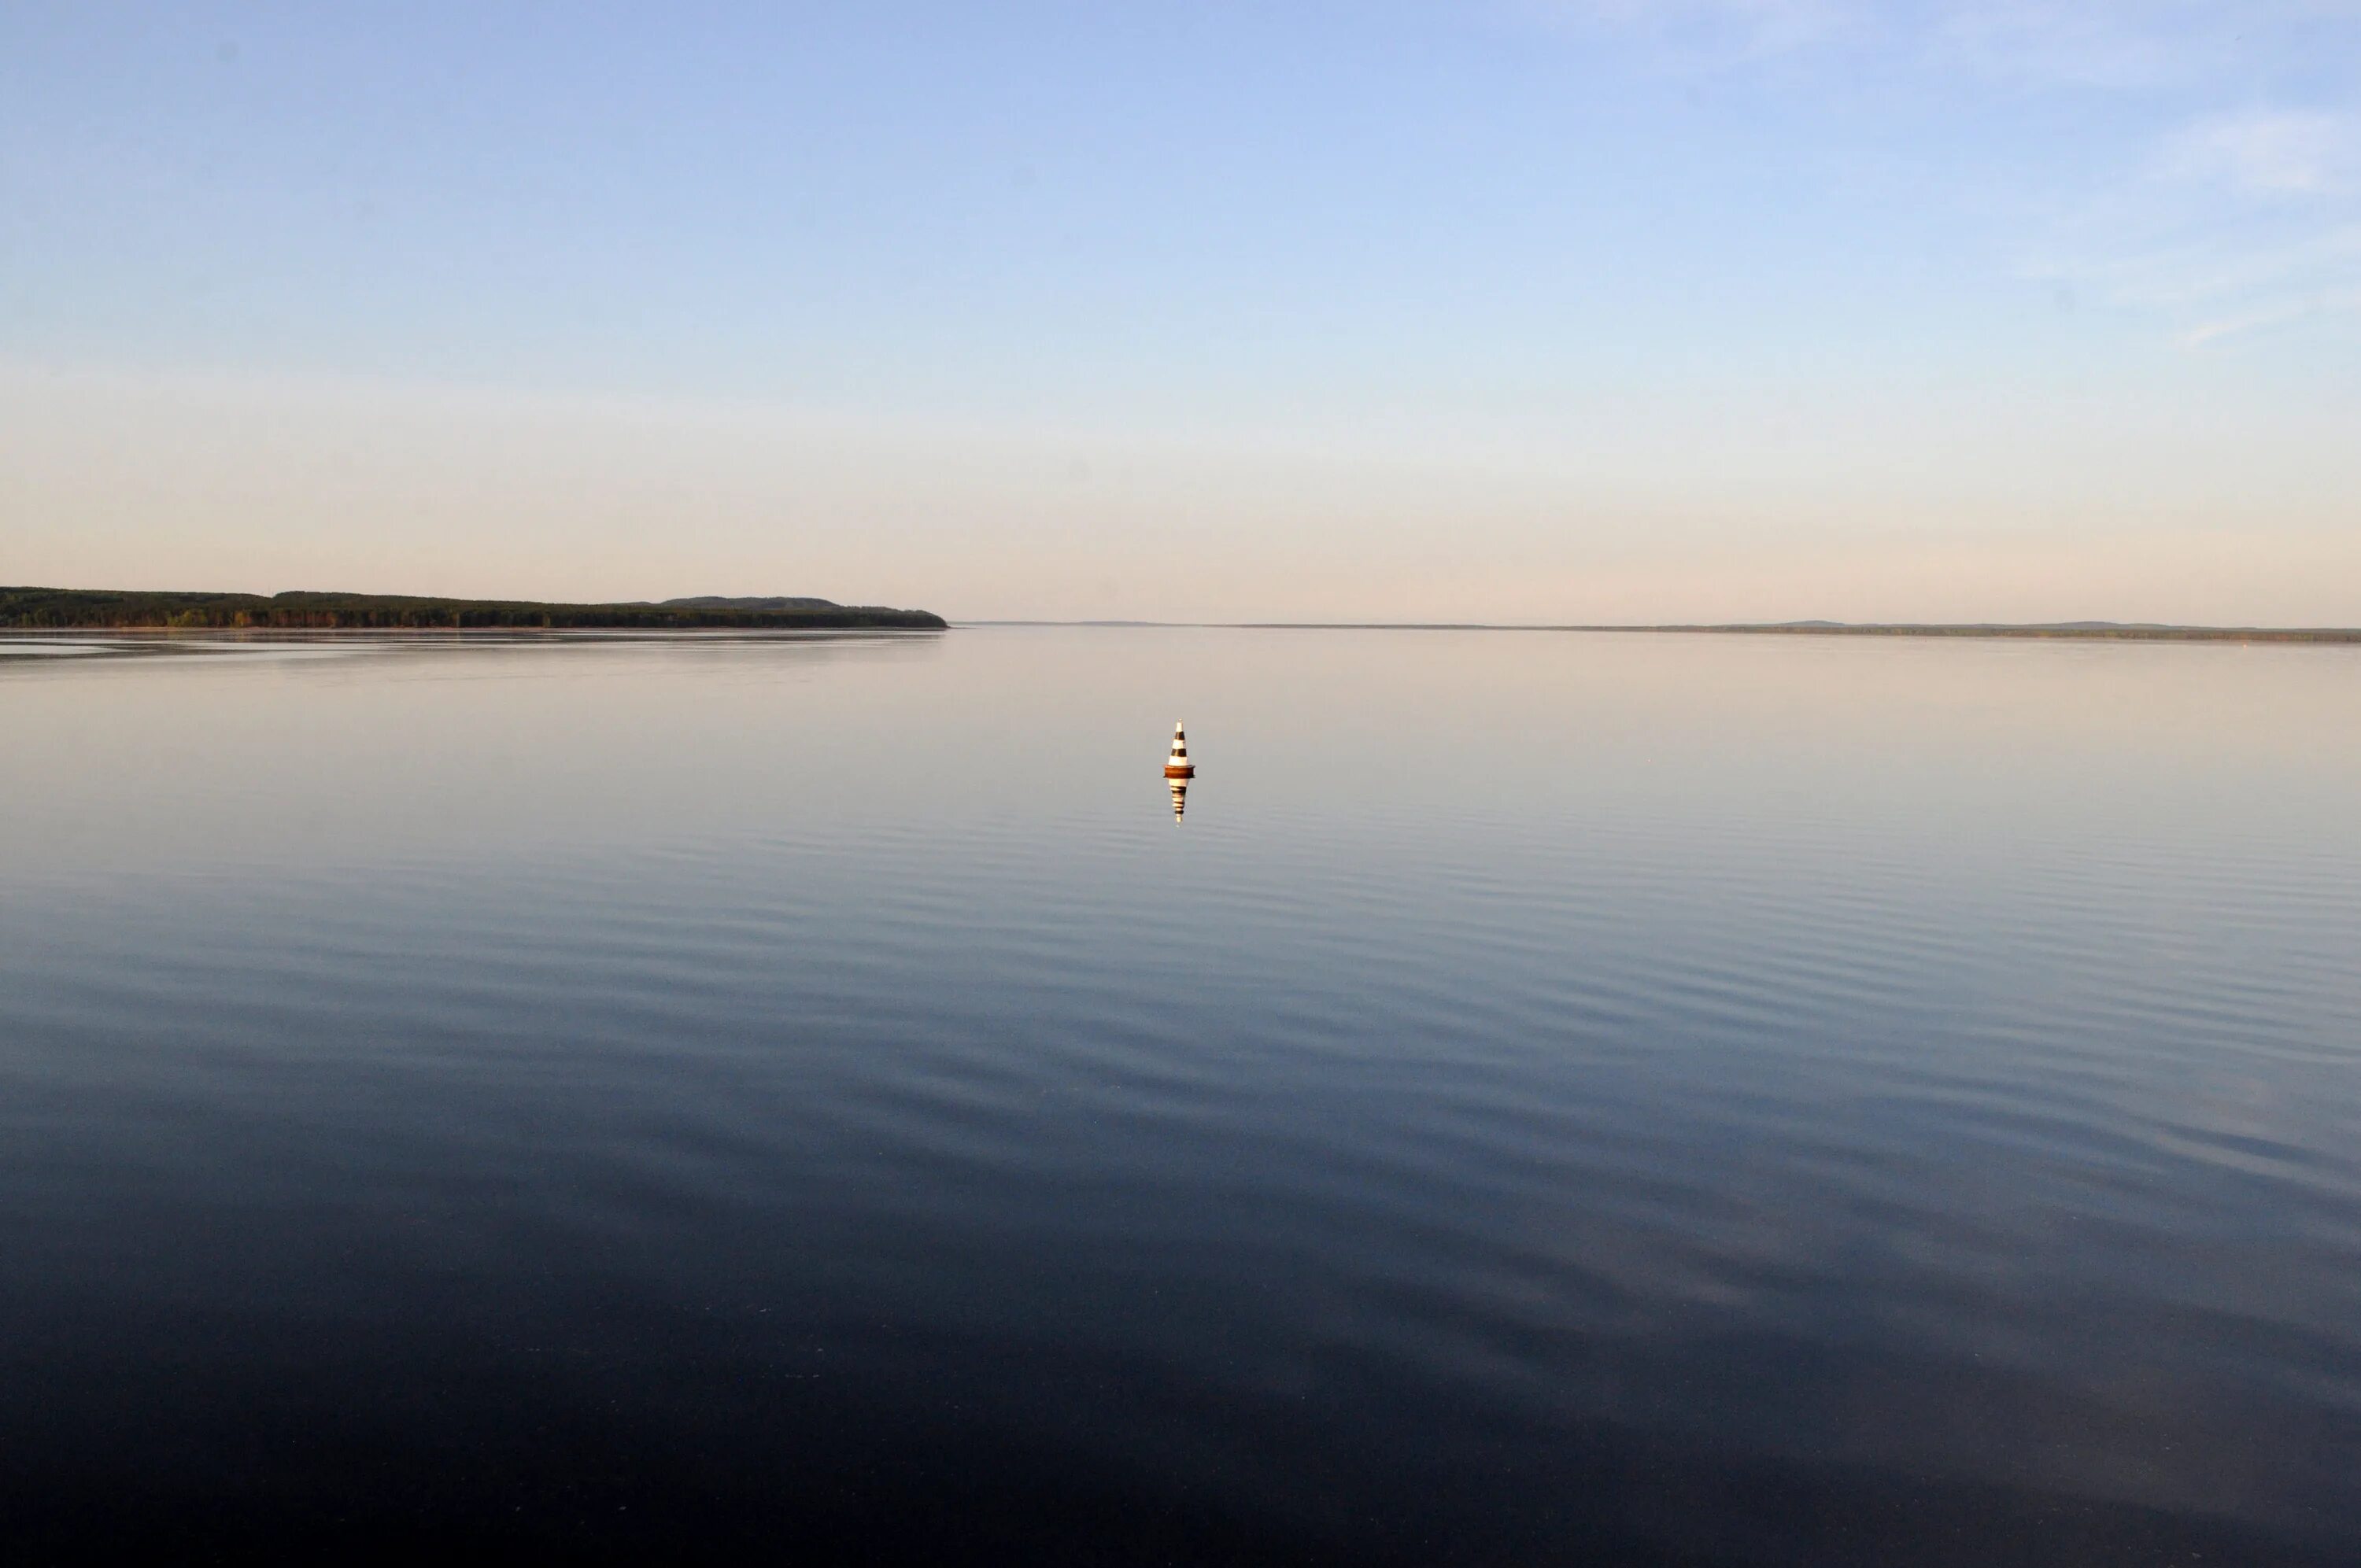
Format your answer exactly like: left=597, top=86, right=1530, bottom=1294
left=5, top=2, right=2359, bottom=622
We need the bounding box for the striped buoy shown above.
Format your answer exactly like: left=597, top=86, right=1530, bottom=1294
left=1164, top=723, right=1195, bottom=780
left=1164, top=722, right=1193, bottom=822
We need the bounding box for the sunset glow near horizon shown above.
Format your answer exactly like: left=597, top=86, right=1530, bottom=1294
left=6, top=2, right=2358, bottom=625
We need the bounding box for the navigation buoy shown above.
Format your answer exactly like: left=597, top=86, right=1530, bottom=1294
left=1165, top=722, right=1194, bottom=822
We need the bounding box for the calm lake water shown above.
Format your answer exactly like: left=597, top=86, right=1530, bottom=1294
left=4, top=627, right=2357, bottom=1563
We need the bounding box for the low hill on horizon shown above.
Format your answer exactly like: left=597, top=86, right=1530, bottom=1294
left=0, top=587, right=947, bottom=631
left=656, top=595, right=843, bottom=612
left=1674, top=621, right=2359, bottom=642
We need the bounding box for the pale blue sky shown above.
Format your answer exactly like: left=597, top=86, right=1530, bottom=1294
left=5, top=2, right=2357, bottom=620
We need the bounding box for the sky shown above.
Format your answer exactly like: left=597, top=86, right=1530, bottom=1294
left=3, top=1, right=2358, bottom=623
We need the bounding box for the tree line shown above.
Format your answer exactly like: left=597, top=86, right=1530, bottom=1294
left=0, top=588, right=948, bottom=631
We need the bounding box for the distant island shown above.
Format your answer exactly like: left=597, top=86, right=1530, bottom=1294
left=0, top=588, right=948, bottom=631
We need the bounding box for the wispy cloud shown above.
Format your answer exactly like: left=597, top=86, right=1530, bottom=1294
left=2064, top=108, right=2361, bottom=344
left=2180, top=285, right=2361, bottom=345
left=2060, top=223, right=2361, bottom=308
left=2159, top=109, right=2359, bottom=195
left=1524, top=0, right=1860, bottom=64
left=1541, top=0, right=2290, bottom=81
left=1531, top=0, right=2361, bottom=345
left=1930, top=2, right=2253, bottom=89
left=2030, top=160, right=2361, bottom=346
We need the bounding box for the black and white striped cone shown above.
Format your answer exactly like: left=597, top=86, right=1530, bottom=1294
left=1164, top=722, right=1194, bottom=823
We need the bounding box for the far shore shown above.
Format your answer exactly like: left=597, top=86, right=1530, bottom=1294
left=1336, top=623, right=2359, bottom=643
left=0, top=588, right=947, bottom=633
left=966, top=621, right=2361, bottom=643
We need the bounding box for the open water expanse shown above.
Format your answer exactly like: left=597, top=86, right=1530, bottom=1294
left=3, top=626, right=2357, bottom=1563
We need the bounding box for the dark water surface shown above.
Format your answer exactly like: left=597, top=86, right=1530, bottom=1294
left=4, top=628, right=2357, bottom=1563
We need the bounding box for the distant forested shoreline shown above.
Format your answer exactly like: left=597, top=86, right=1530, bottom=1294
left=1232, top=621, right=2360, bottom=643
left=0, top=588, right=948, bottom=631
left=1656, top=622, right=2361, bottom=644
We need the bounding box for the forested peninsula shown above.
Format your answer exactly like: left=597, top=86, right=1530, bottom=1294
left=0, top=588, right=948, bottom=631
